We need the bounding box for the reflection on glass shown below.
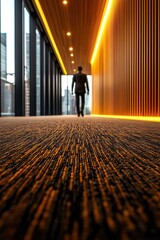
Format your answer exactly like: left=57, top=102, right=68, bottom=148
left=24, top=8, right=30, bottom=116
left=1, top=0, right=15, bottom=116
left=61, top=75, right=92, bottom=115
left=36, top=29, right=41, bottom=115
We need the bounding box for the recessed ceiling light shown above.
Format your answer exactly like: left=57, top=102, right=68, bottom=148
left=71, top=61, right=74, bottom=64
left=66, top=32, right=71, bottom=36
left=63, top=1, right=68, bottom=5
left=69, top=47, right=73, bottom=51
left=73, top=69, right=76, bottom=72
left=70, top=53, right=74, bottom=57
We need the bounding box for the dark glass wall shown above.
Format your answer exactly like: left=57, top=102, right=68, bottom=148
left=0, top=0, right=15, bottom=116
left=0, top=0, right=63, bottom=117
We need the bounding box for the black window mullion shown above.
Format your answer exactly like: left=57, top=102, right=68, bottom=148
left=50, top=55, right=53, bottom=115
left=52, top=58, right=56, bottom=115
left=40, top=35, right=45, bottom=115
left=48, top=50, right=51, bottom=115
left=15, top=0, right=25, bottom=116
left=55, top=63, right=59, bottom=115
left=59, top=71, right=62, bottom=115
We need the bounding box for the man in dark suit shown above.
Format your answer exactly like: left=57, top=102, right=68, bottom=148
left=72, top=66, right=89, bottom=117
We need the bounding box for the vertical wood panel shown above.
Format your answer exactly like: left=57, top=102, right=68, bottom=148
left=158, top=0, right=160, bottom=115
left=151, top=0, right=154, bottom=115
left=139, top=0, right=142, bottom=115
left=143, top=0, right=145, bottom=115
left=136, top=0, right=139, bottom=115
left=153, top=0, right=157, bottom=115
left=145, top=0, right=149, bottom=115
left=91, top=0, right=160, bottom=116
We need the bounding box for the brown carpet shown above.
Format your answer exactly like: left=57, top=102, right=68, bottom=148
left=0, top=116, right=160, bottom=240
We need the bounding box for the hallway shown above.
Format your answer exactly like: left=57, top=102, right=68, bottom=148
left=0, top=116, right=159, bottom=240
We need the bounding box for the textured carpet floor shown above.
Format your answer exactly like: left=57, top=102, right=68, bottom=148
left=0, top=116, right=160, bottom=240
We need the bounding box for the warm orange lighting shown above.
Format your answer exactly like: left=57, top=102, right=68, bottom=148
left=66, top=32, right=71, bottom=36
left=90, top=0, right=114, bottom=64
left=63, top=0, right=68, bottom=5
left=71, top=61, right=74, bottom=64
left=92, top=115, right=160, bottom=122
left=70, top=53, right=74, bottom=57
left=69, top=47, right=73, bottom=51
left=34, top=0, right=67, bottom=74
left=73, top=69, right=76, bottom=72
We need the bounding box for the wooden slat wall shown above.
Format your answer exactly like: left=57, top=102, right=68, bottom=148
left=91, top=0, right=160, bottom=116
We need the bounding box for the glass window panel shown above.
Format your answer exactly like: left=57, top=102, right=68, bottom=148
left=36, top=29, right=41, bottom=115
left=61, top=75, right=92, bottom=115
left=1, top=0, right=15, bottom=116
left=24, top=8, right=30, bottom=116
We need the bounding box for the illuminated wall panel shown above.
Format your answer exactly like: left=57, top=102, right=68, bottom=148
left=91, top=0, right=160, bottom=116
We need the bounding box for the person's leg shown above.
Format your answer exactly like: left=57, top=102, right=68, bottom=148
left=76, top=94, right=80, bottom=116
left=80, top=93, right=85, bottom=116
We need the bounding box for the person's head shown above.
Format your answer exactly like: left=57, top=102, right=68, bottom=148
left=78, top=66, right=82, bottom=72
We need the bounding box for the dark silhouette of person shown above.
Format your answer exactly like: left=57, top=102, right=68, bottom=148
left=72, top=66, right=89, bottom=117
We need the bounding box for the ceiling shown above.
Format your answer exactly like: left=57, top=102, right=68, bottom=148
left=37, top=0, right=106, bottom=75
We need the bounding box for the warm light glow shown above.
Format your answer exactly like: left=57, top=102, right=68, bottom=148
left=63, top=0, right=68, bottom=5
left=70, top=53, right=74, bottom=57
left=71, top=61, right=74, bottom=64
left=69, top=47, right=73, bottom=51
left=90, top=0, right=114, bottom=64
left=92, top=115, right=160, bottom=122
left=33, top=0, right=67, bottom=74
left=73, top=69, right=76, bottom=72
left=66, top=32, right=71, bottom=36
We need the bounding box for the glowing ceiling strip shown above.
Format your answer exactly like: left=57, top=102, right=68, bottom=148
left=34, top=0, right=67, bottom=74
left=90, top=0, right=113, bottom=64
left=92, top=115, right=160, bottom=122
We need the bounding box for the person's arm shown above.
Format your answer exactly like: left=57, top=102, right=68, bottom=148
left=71, top=75, right=75, bottom=94
left=86, top=75, right=89, bottom=94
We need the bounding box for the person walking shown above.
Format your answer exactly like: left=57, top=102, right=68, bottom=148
left=71, top=66, right=89, bottom=117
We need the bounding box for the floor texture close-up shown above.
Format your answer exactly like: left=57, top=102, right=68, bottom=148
left=0, top=116, right=160, bottom=240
